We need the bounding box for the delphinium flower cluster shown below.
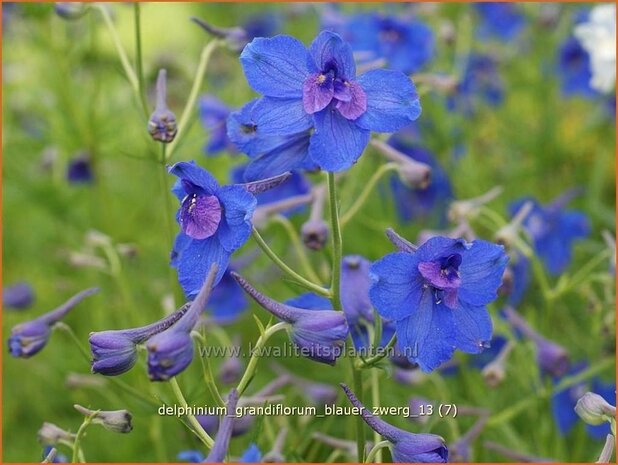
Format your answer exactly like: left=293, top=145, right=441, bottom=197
left=4, top=2, right=616, bottom=463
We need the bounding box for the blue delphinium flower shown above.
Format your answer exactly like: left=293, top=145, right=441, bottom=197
left=552, top=363, right=615, bottom=439
left=341, top=383, right=448, bottom=462
left=9, top=287, right=98, bottom=358
left=370, top=232, right=508, bottom=372
left=232, top=272, right=349, bottom=365
left=324, top=12, right=435, bottom=74
left=449, top=54, right=504, bottom=113
left=239, top=443, right=262, bottom=462
left=558, top=36, right=596, bottom=97
left=475, top=3, right=525, bottom=42
left=510, top=191, right=590, bottom=276
left=199, top=95, right=235, bottom=156
left=90, top=302, right=191, bottom=376
left=504, top=252, right=530, bottom=307
left=235, top=30, right=421, bottom=177
left=242, top=12, right=281, bottom=40
left=147, top=264, right=218, bottom=381
left=66, top=154, right=94, bottom=184
left=3, top=282, right=35, bottom=310
left=387, top=134, right=453, bottom=224
left=169, top=161, right=257, bottom=297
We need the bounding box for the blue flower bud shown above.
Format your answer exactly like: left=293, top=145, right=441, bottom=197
left=146, top=264, right=219, bottom=381
left=9, top=287, right=99, bottom=358
left=205, top=390, right=240, bottom=463
left=340, top=383, right=448, bottom=463
left=3, top=282, right=35, bottom=310
left=148, top=69, right=177, bottom=143
left=67, top=153, right=94, bottom=184
left=89, top=302, right=190, bottom=376
left=74, top=404, right=133, bottom=433
left=232, top=273, right=348, bottom=365
left=191, top=17, right=248, bottom=53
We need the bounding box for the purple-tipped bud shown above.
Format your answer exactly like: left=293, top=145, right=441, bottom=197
left=3, top=282, right=35, bottom=310
left=232, top=273, right=347, bottom=365
left=191, top=17, right=248, bottom=53
left=9, top=287, right=99, bottom=358
left=241, top=172, right=292, bottom=195
left=371, top=140, right=432, bottom=189
left=54, top=2, right=89, bottom=20
left=148, top=69, right=177, bottom=143
left=340, top=384, right=448, bottom=463
left=74, top=404, right=133, bottom=433
left=90, top=302, right=190, bottom=376
left=37, top=423, right=76, bottom=445
left=385, top=227, right=418, bottom=253
left=205, top=390, right=240, bottom=463
left=301, top=184, right=328, bottom=251
left=575, top=392, right=616, bottom=426
left=147, top=264, right=218, bottom=381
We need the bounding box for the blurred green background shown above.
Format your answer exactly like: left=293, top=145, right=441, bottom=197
left=2, top=2, right=615, bottom=462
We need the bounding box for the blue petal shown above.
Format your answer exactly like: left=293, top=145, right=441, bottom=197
left=551, top=386, right=580, bottom=435
left=458, top=240, right=508, bottom=307
left=240, top=444, right=262, bottom=463
left=452, top=301, right=492, bottom=353
left=309, top=107, right=370, bottom=172
left=175, top=237, right=229, bottom=298
left=355, top=69, right=421, bottom=132
left=244, top=132, right=311, bottom=181
left=169, top=161, right=219, bottom=194
left=286, top=292, right=333, bottom=310
left=395, top=293, right=456, bottom=373
left=369, top=252, right=423, bottom=321
left=308, top=31, right=356, bottom=79
left=240, top=35, right=309, bottom=99
left=171, top=232, right=192, bottom=267
left=415, top=236, right=468, bottom=262
left=215, top=185, right=257, bottom=252
left=251, top=97, right=313, bottom=136
left=207, top=270, right=248, bottom=323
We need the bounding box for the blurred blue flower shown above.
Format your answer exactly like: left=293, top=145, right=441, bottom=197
left=239, top=443, right=262, bottom=462
left=370, top=234, right=508, bottom=372
left=235, top=31, right=421, bottom=176
left=387, top=134, right=453, bottom=224
left=341, top=383, right=448, bottom=462
left=468, top=335, right=508, bottom=370
left=475, top=3, right=525, bottom=42
left=324, top=12, right=434, bottom=74
left=552, top=363, right=615, bottom=439
left=199, top=95, right=235, bottom=156
left=449, top=54, right=504, bottom=112
left=9, top=287, right=98, bottom=358
left=169, top=161, right=257, bottom=297
left=3, top=282, right=35, bottom=310
left=177, top=450, right=204, bottom=463
left=242, top=12, right=280, bottom=40
left=67, top=154, right=93, bottom=184
left=558, top=37, right=596, bottom=97
left=205, top=268, right=248, bottom=323
left=232, top=273, right=348, bottom=365
left=510, top=191, right=590, bottom=276
left=42, top=446, right=68, bottom=463
left=504, top=252, right=530, bottom=307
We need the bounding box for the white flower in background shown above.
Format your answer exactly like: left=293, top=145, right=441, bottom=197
left=574, top=4, right=616, bottom=94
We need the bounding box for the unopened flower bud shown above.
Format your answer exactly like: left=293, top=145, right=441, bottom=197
left=481, top=340, right=514, bottom=388
left=148, top=69, right=177, bottom=143
left=74, top=404, right=133, bottom=433
left=494, top=201, right=533, bottom=247
left=301, top=185, right=328, bottom=251
left=37, top=422, right=76, bottom=445
left=575, top=392, right=616, bottom=426
left=191, top=17, right=248, bottom=53
left=3, top=282, right=35, bottom=310
left=370, top=139, right=431, bottom=189
left=54, top=2, right=89, bottom=20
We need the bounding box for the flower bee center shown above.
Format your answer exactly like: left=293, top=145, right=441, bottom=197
left=180, top=193, right=222, bottom=240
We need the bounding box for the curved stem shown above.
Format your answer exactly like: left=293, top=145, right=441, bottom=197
left=169, top=377, right=215, bottom=448
left=192, top=332, right=226, bottom=408
left=356, top=334, right=397, bottom=369
left=167, top=39, right=221, bottom=160
left=133, top=3, right=149, bottom=116
left=236, top=322, right=288, bottom=395
left=272, top=215, right=322, bottom=285
left=71, top=413, right=96, bottom=463
left=341, top=163, right=398, bottom=227
left=251, top=227, right=331, bottom=297
left=365, top=441, right=390, bottom=463
left=327, top=172, right=343, bottom=311
left=350, top=356, right=366, bottom=461
left=370, top=369, right=382, bottom=462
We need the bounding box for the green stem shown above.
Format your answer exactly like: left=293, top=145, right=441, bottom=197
left=193, top=332, right=226, bottom=408
left=341, top=163, right=398, bottom=227
left=356, top=334, right=397, bottom=369
left=365, top=441, right=391, bottom=463
left=272, top=215, right=322, bottom=285
left=370, top=369, right=382, bottom=462
left=351, top=360, right=366, bottom=461
left=133, top=3, right=149, bottom=116
left=236, top=322, right=288, bottom=395
left=327, top=172, right=343, bottom=311
left=251, top=227, right=331, bottom=297
left=169, top=377, right=215, bottom=448
left=71, top=413, right=97, bottom=463
left=158, top=144, right=178, bottom=298
left=167, top=39, right=221, bottom=160
left=564, top=248, right=612, bottom=294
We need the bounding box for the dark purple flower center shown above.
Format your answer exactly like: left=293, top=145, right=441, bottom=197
left=180, top=193, right=222, bottom=240
left=418, top=253, right=463, bottom=308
